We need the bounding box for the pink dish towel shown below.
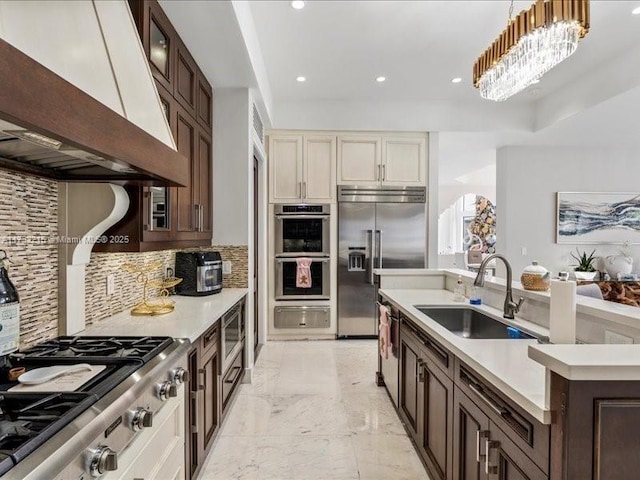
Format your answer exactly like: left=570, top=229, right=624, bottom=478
left=296, top=258, right=312, bottom=288
left=379, top=304, right=391, bottom=359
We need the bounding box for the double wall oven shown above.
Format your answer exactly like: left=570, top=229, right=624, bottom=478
left=274, top=204, right=331, bottom=328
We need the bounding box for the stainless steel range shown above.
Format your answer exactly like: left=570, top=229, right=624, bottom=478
left=0, top=336, right=190, bottom=479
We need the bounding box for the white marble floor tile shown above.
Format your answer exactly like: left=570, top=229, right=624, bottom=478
left=343, top=391, right=407, bottom=435
left=204, top=340, right=427, bottom=480
left=267, top=394, right=351, bottom=436
left=219, top=394, right=274, bottom=436
left=199, top=435, right=261, bottom=480
left=255, top=435, right=359, bottom=480
left=254, top=341, right=285, bottom=369
left=239, top=368, right=280, bottom=396
left=352, top=433, right=431, bottom=480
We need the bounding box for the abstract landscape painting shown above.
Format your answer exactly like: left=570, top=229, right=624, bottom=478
left=557, top=192, right=640, bottom=244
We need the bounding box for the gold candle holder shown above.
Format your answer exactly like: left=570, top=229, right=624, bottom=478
left=121, top=262, right=183, bottom=316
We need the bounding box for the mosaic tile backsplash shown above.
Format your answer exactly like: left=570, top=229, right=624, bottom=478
left=0, top=170, right=58, bottom=348
left=85, top=245, right=248, bottom=326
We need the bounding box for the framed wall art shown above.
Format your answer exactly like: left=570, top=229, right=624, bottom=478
left=556, top=192, right=640, bottom=244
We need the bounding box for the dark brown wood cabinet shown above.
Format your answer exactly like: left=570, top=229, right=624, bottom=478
left=399, top=321, right=453, bottom=480
left=453, top=387, right=490, bottom=480
left=97, top=0, right=213, bottom=252
left=398, top=316, right=550, bottom=480
left=186, top=322, right=220, bottom=480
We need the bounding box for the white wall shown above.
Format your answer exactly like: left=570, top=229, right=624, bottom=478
left=439, top=184, right=496, bottom=216
left=497, top=146, right=640, bottom=277
left=213, top=89, right=250, bottom=245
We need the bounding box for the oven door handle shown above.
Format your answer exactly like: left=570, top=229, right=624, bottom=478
left=274, top=214, right=330, bottom=220
left=275, top=258, right=330, bottom=263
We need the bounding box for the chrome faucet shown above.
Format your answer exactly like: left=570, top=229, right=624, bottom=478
left=473, top=254, right=524, bottom=319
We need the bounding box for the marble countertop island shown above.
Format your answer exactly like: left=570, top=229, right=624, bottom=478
left=80, top=288, right=248, bottom=343
left=379, top=288, right=551, bottom=423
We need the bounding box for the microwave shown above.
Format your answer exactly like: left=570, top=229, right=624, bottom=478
left=175, top=251, right=223, bottom=296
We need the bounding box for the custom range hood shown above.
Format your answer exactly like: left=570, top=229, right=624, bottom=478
left=0, top=1, right=188, bottom=186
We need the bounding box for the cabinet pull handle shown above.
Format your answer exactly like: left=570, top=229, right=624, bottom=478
left=198, top=368, right=206, bottom=390
left=194, top=204, right=199, bottom=231
left=146, top=191, right=154, bottom=231
left=377, top=164, right=381, bottom=181
left=224, top=365, right=243, bottom=384
left=416, top=359, right=425, bottom=382
left=382, top=164, right=386, bottom=181
left=476, top=430, right=489, bottom=462
left=204, top=327, right=218, bottom=345
left=199, top=204, right=204, bottom=232
left=485, top=439, right=500, bottom=475
left=468, top=382, right=507, bottom=417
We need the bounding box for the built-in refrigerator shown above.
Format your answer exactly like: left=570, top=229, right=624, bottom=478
left=338, top=186, right=426, bottom=337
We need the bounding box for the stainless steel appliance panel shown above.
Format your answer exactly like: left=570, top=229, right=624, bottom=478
left=274, top=305, right=331, bottom=328
left=338, top=186, right=426, bottom=337
left=275, top=257, right=330, bottom=300
left=274, top=204, right=330, bottom=256
left=375, top=203, right=426, bottom=269
left=338, top=202, right=377, bottom=336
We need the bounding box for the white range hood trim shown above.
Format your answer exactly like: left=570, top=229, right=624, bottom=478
left=59, top=183, right=129, bottom=335
left=0, top=0, right=175, bottom=150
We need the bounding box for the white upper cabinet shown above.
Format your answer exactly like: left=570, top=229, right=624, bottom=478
left=337, top=136, right=381, bottom=186
left=269, top=134, right=335, bottom=203
left=382, top=137, right=426, bottom=186
left=338, top=135, right=426, bottom=187
left=303, top=135, right=336, bottom=202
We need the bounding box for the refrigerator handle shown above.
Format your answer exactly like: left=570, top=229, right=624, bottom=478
left=366, top=229, right=374, bottom=285
left=375, top=230, right=382, bottom=269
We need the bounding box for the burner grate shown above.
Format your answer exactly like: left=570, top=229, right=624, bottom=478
left=18, top=336, right=173, bottom=364
left=0, top=392, right=97, bottom=470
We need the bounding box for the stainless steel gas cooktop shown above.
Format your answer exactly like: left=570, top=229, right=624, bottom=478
left=0, top=336, right=183, bottom=477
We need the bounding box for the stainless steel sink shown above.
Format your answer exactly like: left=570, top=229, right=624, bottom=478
left=414, top=306, right=537, bottom=340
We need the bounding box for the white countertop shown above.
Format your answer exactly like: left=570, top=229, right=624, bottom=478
left=80, top=289, right=248, bottom=343
left=528, top=344, right=640, bottom=381
left=379, top=288, right=551, bottom=424
left=373, top=268, right=444, bottom=276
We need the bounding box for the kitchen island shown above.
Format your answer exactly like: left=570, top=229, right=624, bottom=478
left=376, top=269, right=640, bottom=480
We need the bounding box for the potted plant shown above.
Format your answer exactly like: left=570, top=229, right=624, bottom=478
left=570, top=248, right=598, bottom=281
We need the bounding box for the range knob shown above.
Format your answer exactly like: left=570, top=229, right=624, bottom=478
left=171, top=367, right=189, bottom=384
left=89, top=445, right=118, bottom=477
left=130, top=407, right=153, bottom=431
left=156, top=381, right=177, bottom=401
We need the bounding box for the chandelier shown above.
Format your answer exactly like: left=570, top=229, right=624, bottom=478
left=473, top=0, right=590, bottom=102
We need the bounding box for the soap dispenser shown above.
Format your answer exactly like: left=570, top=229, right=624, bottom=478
left=469, top=286, right=482, bottom=305
left=453, top=275, right=465, bottom=302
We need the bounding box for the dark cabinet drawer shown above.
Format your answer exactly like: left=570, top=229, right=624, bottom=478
left=222, top=347, right=244, bottom=412
left=401, top=315, right=453, bottom=378
left=455, top=360, right=550, bottom=474
left=200, top=322, right=219, bottom=364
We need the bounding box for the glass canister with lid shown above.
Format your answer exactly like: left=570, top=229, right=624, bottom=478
left=520, top=261, right=551, bottom=291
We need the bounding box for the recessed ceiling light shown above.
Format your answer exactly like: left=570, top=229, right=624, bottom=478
left=451, top=77, right=462, bottom=84
left=296, top=76, right=306, bottom=82
left=376, top=76, right=386, bottom=83
left=633, top=6, right=640, bottom=15
left=291, top=1, right=305, bottom=10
